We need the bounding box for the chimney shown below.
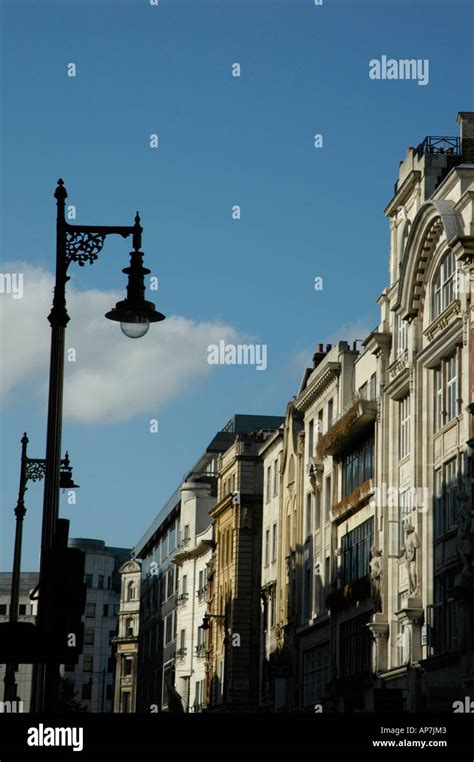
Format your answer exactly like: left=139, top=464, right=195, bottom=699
left=326, top=344, right=332, bottom=352
left=458, top=112, right=474, bottom=163
left=312, top=343, right=326, bottom=369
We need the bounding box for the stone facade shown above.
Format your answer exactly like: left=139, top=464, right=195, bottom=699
left=113, top=559, right=141, bottom=713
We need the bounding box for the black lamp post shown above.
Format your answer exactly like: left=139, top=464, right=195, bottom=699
left=32, top=179, right=165, bottom=712
left=4, top=433, right=78, bottom=703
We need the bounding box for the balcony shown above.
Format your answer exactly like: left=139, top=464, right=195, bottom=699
left=331, top=479, right=374, bottom=523
left=178, top=593, right=189, bottom=605
left=195, top=643, right=207, bottom=658
left=176, top=648, right=187, bottom=660
left=197, top=586, right=208, bottom=603
left=316, top=399, right=377, bottom=459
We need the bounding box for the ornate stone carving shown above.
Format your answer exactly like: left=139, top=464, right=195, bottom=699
left=402, top=525, right=420, bottom=595
left=369, top=546, right=383, bottom=612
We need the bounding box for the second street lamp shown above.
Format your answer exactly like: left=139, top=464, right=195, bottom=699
left=32, top=179, right=165, bottom=712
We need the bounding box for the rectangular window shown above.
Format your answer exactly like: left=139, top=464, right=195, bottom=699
left=182, top=575, right=188, bottom=596
left=266, top=466, right=271, bottom=503
left=272, top=523, right=277, bottom=562
left=270, top=586, right=276, bottom=627
left=84, top=573, right=93, bottom=587
left=18, top=604, right=27, bottom=616
left=308, top=420, right=314, bottom=459
left=302, top=643, right=329, bottom=708
left=164, top=614, right=173, bottom=646
left=169, top=525, right=176, bottom=554
left=434, top=353, right=459, bottom=432
left=341, top=434, right=374, bottom=498
left=123, top=657, right=133, bottom=676
left=98, top=575, right=104, bottom=589
left=396, top=315, right=408, bottom=358
left=369, top=373, right=376, bottom=401
left=446, top=354, right=457, bottom=423
left=0, top=604, right=7, bottom=616
left=161, top=534, right=167, bottom=562
left=85, top=602, right=95, bottom=618
left=341, top=518, right=374, bottom=586
left=434, top=459, right=458, bottom=539
left=83, top=656, right=93, bottom=672
left=327, top=399, right=333, bottom=430
left=304, top=564, right=312, bottom=621
left=84, top=630, right=94, bottom=646
left=179, top=629, right=186, bottom=652
left=273, top=458, right=279, bottom=496
left=317, top=410, right=323, bottom=440
left=305, top=493, right=312, bottom=538
left=432, top=569, right=458, bottom=655
left=103, top=604, right=109, bottom=617
left=265, top=529, right=270, bottom=566
left=167, top=567, right=174, bottom=599
left=399, top=395, right=410, bottom=460
left=315, top=488, right=321, bottom=531
left=324, top=476, right=331, bottom=521
left=339, top=611, right=372, bottom=678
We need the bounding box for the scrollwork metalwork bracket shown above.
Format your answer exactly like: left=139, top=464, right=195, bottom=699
left=66, top=231, right=106, bottom=268
left=25, top=458, right=47, bottom=482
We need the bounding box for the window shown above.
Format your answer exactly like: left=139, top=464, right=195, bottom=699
left=123, top=657, right=133, bottom=676
left=84, top=630, right=94, bottom=645
left=83, top=656, right=93, bottom=672
left=303, top=643, right=329, bottom=708
left=107, top=576, right=112, bottom=589
left=183, top=525, right=190, bottom=543
left=270, top=585, right=276, bottom=627
left=324, top=476, right=331, bottom=521
left=433, top=353, right=459, bottom=432
left=107, top=656, right=115, bottom=672
left=266, top=466, right=271, bottom=503
left=433, top=249, right=456, bottom=318
left=317, top=410, right=323, bottom=440
left=122, top=692, right=131, bottom=713
left=161, top=534, right=167, bottom=562
left=308, top=420, right=314, bottom=459
left=341, top=518, right=374, bottom=586
left=127, top=581, right=136, bottom=601
left=169, top=526, right=176, bottom=554
left=304, top=563, right=312, bottom=621
left=340, top=611, right=372, bottom=678
left=182, top=575, right=188, bottom=596
left=85, top=573, right=93, bottom=587
left=103, top=604, right=109, bottom=617
left=327, top=399, right=333, bottom=429
left=126, top=618, right=134, bottom=637
left=179, top=629, right=186, bottom=653
left=81, top=682, right=92, bottom=700
left=166, top=567, right=174, bottom=599
left=85, top=602, right=95, bottom=618
left=164, top=613, right=174, bottom=646
left=272, top=523, right=277, bottom=562
left=434, top=458, right=458, bottom=539
left=399, top=395, right=410, bottom=460
left=341, top=434, right=374, bottom=498
left=0, top=604, right=7, bottom=616
left=305, top=493, right=312, bottom=538
left=97, top=574, right=103, bottom=590
left=273, top=458, right=279, bottom=496
left=265, top=529, right=270, bottom=566
left=315, top=488, right=321, bottom=531
left=396, top=314, right=408, bottom=358
left=431, top=569, right=458, bottom=655
left=369, top=373, right=376, bottom=401
left=18, top=604, right=27, bottom=616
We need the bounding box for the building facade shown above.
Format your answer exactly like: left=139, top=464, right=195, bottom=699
left=65, top=539, right=129, bottom=713
left=113, top=559, right=141, bottom=713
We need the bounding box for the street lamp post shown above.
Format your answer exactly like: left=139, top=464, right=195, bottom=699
left=4, top=433, right=77, bottom=704
left=32, top=180, right=165, bottom=712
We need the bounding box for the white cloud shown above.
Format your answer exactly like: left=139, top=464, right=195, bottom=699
left=0, top=263, right=241, bottom=424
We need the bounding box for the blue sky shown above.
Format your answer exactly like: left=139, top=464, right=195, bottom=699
left=1, top=0, right=473, bottom=570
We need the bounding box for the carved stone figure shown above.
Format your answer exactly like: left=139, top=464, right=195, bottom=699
left=456, top=490, right=472, bottom=576
left=402, top=525, right=419, bottom=595
left=369, top=546, right=383, bottom=612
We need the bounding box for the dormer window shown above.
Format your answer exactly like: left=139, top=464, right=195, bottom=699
left=433, top=250, right=456, bottom=319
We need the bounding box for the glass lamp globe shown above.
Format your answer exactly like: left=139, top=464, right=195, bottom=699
left=120, top=317, right=150, bottom=339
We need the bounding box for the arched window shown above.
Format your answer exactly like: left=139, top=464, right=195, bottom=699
left=127, top=581, right=136, bottom=601
left=433, top=249, right=456, bottom=318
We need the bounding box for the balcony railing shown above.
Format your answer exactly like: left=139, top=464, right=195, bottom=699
left=178, top=593, right=189, bottom=605
left=195, top=643, right=207, bottom=658
left=176, top=647, right=187, bottom=660
left=416, top=136, right=460, bottom=157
